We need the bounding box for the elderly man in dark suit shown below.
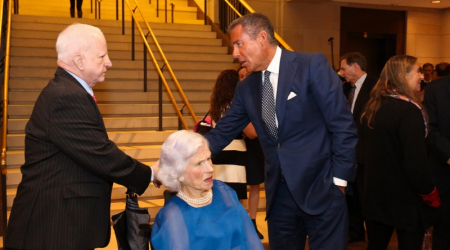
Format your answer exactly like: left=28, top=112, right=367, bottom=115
left=5, top=24, right=157, bottom=250
left=204, top=13, right=357, bottom=250
left=340, top=52, right=377, bottom=243
left=424, top=75, right=450, bottom=250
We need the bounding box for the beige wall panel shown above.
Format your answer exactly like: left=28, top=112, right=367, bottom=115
left=407, top=11, right=442, bottom=35
left=440, top=35, right=450, bottom=58
left=414, top=35, right=441, bottom=58
left=406, top=34, right=416, bottom=55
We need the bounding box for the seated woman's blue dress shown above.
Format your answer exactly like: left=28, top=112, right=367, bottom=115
left=151, top=180, right=264, bottom=250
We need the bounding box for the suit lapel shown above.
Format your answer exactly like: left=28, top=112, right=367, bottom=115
left=276, top=50, right=298, bottom=136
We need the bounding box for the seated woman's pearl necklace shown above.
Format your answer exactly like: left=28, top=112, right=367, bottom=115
left=177, top=189, right=213, bottom=207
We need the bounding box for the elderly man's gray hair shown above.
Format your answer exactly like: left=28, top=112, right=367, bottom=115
left=156, top=130, right=209, bottom=192
left=55, top=23, right=103, bottom=63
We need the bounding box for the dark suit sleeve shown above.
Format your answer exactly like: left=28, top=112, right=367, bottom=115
left=309, top=54, right=358, bottom=181
left=48, top=90, right=151, bottom=195
left=204, top=82, right=250, bottom=156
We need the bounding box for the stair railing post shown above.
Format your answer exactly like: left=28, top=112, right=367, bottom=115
left=165, top=0, right=167, bottom=23
left=116, top=0, right=118, bottom=20
left=158, top=64, right=166, bottom=131
left=131, top=17, right=134, bottom=60
left=122, top=0, right=125, bottom=35
left=13, top=0, right=18, bottom=14
left=156, top=0, right=159, bottom=17
left=91, top=0, right=93, bottom=13
left=98, top=0, right=101, bottom=19
left=170, top=3, right=174, bottom=23
left=143, top=32, right=149, bottom=92
left=178, top=104, right=186, bottom=130
left=204, top=0, right=207, bottom=25
left=95, top=0, right=97, bottom=19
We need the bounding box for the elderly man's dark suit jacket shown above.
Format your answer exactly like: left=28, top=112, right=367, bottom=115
left=5, top=68, right=152, bottom=250
left=205, top=50, right=357, bottom=217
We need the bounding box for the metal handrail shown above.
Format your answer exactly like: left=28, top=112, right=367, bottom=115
left=125, top=0, right=197, bottom=129
left=222, top=0, right=293, bottom=51
left=1, top=0, right=13, bottom=177
left=95, top=0, right=102, bottom=19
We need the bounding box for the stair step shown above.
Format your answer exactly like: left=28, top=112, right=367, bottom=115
left=9, top=67, right=223, bottom=80
left=12, top=15, right=209, bottom=31
left=11, top=38, right=226, bottom=55
left=10, top=47, right=233, bottom=62
left=9, top=90, right=212, bottom=104
left=9, top=56, right=237, bottom=70
left=11, top=30, right=222, bottom=46
left=10, top=78, right=216, bottom=91
left=8, top=116, right=200, bottom=134
left=8, top=130, right=176, bottom=149
left=8, top=103, right=209, bottom=117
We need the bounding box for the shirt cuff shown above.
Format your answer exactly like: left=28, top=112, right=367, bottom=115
left=150, top=166, right=154, bottom=182
left=333, top=177, right=347, bottom=187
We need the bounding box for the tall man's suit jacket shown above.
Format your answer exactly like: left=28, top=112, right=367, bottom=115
left=424, top=76, right=450, bottom=196
left=6, top=68, right=152, bottom=250
left=205, top=50, right=357, bottom=216
left=343, top=75, right=377, bottom=165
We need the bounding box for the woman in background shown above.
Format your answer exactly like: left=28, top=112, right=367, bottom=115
left=361, top=55, right=441, bottom=250
left=209, top=69, right=253, bottom=201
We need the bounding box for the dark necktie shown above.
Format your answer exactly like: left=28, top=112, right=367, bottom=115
left=347, top=84, right=356, bottom=109
left=262, top=71, right=278, bottom=140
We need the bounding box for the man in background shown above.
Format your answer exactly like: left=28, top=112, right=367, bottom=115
left=340, top=52, right=377, bottom=243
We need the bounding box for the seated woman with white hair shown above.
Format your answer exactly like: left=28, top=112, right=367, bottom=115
left=151, top=130, right=264, bottom=250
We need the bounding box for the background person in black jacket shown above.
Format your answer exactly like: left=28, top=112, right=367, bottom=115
left=361, top=55, right=441, bottom=250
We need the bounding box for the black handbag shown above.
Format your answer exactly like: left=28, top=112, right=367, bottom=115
left=194, top=111, right=213, bottom=135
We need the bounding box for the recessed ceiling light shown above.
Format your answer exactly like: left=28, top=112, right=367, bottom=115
left=431, top=1, right=441, bottom=3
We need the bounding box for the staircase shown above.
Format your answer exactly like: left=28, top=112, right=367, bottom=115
left=5, top=0, right=267, bottom=230
left=16, top=0, right=203, bottom=24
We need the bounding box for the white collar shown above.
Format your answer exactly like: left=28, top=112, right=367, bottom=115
left=354, top=73, right=367, bottom=89
left=264, top=46, right=282, bottom=75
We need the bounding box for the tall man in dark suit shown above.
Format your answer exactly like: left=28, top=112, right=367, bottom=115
left=423, top=76, right=450, bottom=249
left=5, top=24, right=158, bottom=250
left=204, top=13, right=357, bottom=250
left=340, top=52, right=377, bottom=243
